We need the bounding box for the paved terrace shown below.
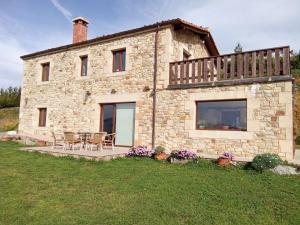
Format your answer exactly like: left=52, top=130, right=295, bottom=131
left=20, top=146, right=129, bottom=161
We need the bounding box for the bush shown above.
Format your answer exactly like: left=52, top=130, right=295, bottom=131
left=126, top=146, right=154, bottom=158
left=154, top=146, right=165, bottom=155
left=251, top=153, right=282, bottom=171
left=170, top=149, right=197, bottom=160
left=296, top=136, right=300, bottom=145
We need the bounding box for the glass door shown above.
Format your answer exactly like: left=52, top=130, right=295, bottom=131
left=115, top=103, right=135, bottom=146
left=100, top=103, right=135, bottom=146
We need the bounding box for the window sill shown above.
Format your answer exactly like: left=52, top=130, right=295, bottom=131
left=196, top=128, right=247, bottom=132
left=189, top=129, right=253, bottom=140
left=106, top=70, right=127, bottom=77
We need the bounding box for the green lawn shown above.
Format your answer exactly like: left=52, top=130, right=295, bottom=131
left=0, top=142, right=300, bottom=225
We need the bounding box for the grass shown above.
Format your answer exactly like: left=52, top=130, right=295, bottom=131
left=0, top=107, right=19, bottom=132
left=0, top=142, right=300, bottom=225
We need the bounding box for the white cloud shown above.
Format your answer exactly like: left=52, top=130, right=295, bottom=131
left=50, top=0, right=72, bottom=22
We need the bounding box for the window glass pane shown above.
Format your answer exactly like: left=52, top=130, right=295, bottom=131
left=81, top=56, right=88, bottom=76
left=42, top=63, right=49, bottom=81
left=39, top=108, right=47, bottom=127
left=122, top=50, right=126, bottom=71
left=114, top=52, right=120, bottom=71
left=196, top=100, right=246, bottom=130
left=102, top=105, right=114, bottom=134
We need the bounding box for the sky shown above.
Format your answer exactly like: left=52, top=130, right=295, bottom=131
left=0, top=0, right=299, bottom=88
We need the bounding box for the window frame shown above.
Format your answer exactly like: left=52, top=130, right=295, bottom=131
left=80, top=55, right=88, bottom=76
left=38, top=108, right=47, bottom=127
left=112, top=48, right=126, bottom=72
left=195, top=99, right=247, bottom=131
left=41, top=62, right=50, bottom=81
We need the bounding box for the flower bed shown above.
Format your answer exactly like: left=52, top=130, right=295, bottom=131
left=126, top=146, right=154, bottom=158
left=169, top=149, right=197, bottom=163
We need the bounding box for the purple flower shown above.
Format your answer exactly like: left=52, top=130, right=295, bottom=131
left=170, top=149, right=197, bottom=160
left=126, top=146, right=154, bottom=158
left=220, top=152, right=234, bottom=161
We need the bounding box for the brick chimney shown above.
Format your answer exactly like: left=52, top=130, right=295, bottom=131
left=72, top=17, right=89, bottom=43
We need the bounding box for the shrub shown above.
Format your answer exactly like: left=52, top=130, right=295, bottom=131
left=126, top=146, right=154, bottom=158
left=170, top=149, right=197, bottom=160
left=296, top=136, right=300, bottom=145
left=154, top=146, right=165, bottom=155
left=251, top=153, right=283, bottom=171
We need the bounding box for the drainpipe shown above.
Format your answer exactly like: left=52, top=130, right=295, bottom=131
left=151, top=25, right=159, bottom=149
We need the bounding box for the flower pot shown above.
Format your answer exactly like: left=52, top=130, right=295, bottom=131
left=155, top=152, right=168, bottom=161
left=36, top=140, right=47, bottom=146
left=217, top=158, right=230, bottom=166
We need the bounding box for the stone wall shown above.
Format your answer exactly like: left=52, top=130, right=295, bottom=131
left=19, top=26, right=209, bottom=147
left=155, top=81, right=294, bottom=161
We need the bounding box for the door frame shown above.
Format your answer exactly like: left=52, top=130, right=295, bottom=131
left=99, top=102, right=136, bottom=147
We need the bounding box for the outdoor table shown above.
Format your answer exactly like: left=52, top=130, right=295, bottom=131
left=77, top=132, right=91, bottom=148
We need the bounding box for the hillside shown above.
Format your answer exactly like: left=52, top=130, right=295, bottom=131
left=0, top=107, right=19, bottom=132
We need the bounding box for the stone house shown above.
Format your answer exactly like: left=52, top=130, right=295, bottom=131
left=19, top=18, right=294, bottom=161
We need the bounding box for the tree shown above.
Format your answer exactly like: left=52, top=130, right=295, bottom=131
left=234, top=43, right=243, bottom=53
left=0, top=86, right=21, bottom=108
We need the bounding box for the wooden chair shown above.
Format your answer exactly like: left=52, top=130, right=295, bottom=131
left=50, top=131, right=64, bottom=149
left=103, top=133, right=116, bottom=150
left=86, top=132, right=106, bottom=151
left=63, top=132, right=81, bottom=151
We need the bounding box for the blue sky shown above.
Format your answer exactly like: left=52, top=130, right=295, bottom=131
left=0, top=0, right=299, bottom=88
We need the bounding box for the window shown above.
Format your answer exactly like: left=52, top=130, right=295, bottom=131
left=80, top=55, right=88, bottom=76
left=38, top=108, right=47, bottom=127
left=41, top=63, right=50, bottom=81
left=196, top=100, right=247, bottom=131
left=112, top=49, right=126, bottom=72
left=183, top=50, right=191, bottom=60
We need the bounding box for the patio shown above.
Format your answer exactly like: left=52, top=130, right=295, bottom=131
left=20, top=145, right=129, bottom=161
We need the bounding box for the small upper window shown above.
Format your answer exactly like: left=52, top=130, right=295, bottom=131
left=41, top=63, right=50, bottom=81
left=113, top=49, right=126, bottom=72
left=80, top=55, right=88, bottom=76
left=183, top=50, right=191, bottom=61
left=38, top=108, right=47, bottom=127
left=196, top=100, right=247, bottom=131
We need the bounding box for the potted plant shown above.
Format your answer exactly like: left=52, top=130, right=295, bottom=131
left=154, top=146, right=168, bottom=160
left=169, top=149, right=197, bottom=164
left=217, top=152, right=234, bottom=166
left=126, top=146, right=154, bottom=158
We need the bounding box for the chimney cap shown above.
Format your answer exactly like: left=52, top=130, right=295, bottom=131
left=72, top=17, right=89, bottom=24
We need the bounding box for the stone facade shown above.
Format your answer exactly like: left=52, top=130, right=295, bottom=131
left=19, top=25, right=294, bottom=161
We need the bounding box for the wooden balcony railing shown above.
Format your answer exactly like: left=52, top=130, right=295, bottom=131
left=169, top=46, right=290, bottom=86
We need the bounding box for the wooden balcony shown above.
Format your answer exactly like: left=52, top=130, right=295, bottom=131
left=169, top=46, right=291, bottom=88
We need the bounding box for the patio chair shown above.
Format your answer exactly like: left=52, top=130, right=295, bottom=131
left=86, top=132, right=106, bottom=151
left=103, top=133, right=116, bottom=150
left=63, top=132, right=81, bottom=151
left=50, top=131, right=64, bottom=149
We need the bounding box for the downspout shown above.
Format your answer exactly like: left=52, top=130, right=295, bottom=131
left=152, top=25, right=159, bottom=149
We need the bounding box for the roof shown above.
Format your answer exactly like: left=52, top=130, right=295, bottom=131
left=20, top=18, right=219, bottom=60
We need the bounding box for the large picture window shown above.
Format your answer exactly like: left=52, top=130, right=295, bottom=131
left=196, top=100, right=247, bottom=131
